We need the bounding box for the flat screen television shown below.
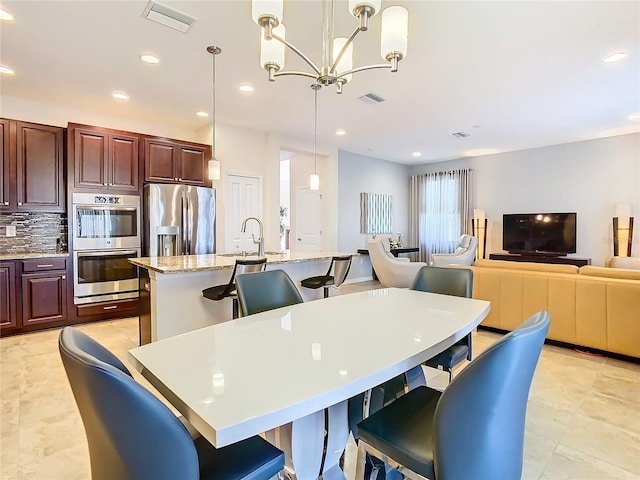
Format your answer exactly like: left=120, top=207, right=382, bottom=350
left=503, top=213, right=577, bottom=255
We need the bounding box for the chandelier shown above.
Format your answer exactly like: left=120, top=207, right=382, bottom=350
left=251, top=0, right=409, bottom=93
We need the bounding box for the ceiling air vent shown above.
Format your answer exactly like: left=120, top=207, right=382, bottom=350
left=358, top=93, right=386, bottom=105
left=451, top=131, right=470, bottom=138
left=142, top=1, right=197, bottom=33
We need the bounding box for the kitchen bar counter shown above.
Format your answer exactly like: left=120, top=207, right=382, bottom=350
left=130, top=251, right=354, bottom=274
left=133, top=251, right=368, bottom=342
left=0, top=252, right=69, bottom=260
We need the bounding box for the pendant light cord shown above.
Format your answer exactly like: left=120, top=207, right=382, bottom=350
left=313, top=83, right=320, bottom=174
left=207, top=46, right=221, bottom=160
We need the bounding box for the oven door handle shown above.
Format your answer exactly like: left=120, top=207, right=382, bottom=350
left=76, top=250, right=139, bottom=257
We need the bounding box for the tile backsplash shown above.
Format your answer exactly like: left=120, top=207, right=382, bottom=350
left=0, top=213, right=68, bottom=254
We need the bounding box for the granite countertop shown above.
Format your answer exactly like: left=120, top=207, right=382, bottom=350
left=0, top=252, right=70, bottom=261
left=130, top=251, right=358, bottom=274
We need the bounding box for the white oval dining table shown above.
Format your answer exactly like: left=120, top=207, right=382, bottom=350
left=129, top=287, right=490, bottom=480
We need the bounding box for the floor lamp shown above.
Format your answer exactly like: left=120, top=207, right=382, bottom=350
left=613, top=204, right=634, bottom=257
left=472, top=209, right=488, bottom=259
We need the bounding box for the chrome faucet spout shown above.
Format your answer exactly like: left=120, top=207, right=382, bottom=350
left=240, top=217, right=265, bottom=256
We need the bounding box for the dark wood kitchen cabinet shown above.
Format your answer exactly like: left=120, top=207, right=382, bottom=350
left=144, top=137, right=211, bottom=187
left=21, top=258, right=67, bottom=326
left=0, top=119, right=65, bottom=212
left=0, top=261, right=19, bottom=330
left=69, top=123, right=140, bottom=194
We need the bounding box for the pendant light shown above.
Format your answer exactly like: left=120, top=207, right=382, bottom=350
left=207, top=45, right=221, bottom=180
left=310, top=83, right=321, bottom=190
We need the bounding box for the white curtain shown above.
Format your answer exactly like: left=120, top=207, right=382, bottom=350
left=409, top=169, right=473, bottom=262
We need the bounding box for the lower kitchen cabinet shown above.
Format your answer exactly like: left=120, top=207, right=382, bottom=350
left=22, top=271, right=67, bottom=326
left=0, top=262, right=19, bottom=330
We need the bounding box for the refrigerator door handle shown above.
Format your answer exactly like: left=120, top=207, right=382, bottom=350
left=186, top=194, right=191, bottom=254
left=181, top=192, right=189, bottom=255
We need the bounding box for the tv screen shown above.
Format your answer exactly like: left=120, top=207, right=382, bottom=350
left=503, top=213, right=577, bottom=255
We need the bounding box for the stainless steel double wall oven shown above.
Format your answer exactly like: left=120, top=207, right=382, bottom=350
left=72, top=193, right=141, bottom=304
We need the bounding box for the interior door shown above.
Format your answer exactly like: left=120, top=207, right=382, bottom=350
left=224, top=174, right=261, bottom=254
left=294, top=188, right=322, bottom=252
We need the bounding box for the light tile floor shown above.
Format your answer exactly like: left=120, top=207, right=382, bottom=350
left=1, top=280, right=639, bottom=479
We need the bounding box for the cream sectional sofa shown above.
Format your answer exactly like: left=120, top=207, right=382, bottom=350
left=466, top=259, right=640, bottom=358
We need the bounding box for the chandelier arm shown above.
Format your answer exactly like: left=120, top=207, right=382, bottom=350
left=329, top=25, right=360, bottom=75
left=274, top=71, right=320, bottom=79
left=336, top=64, right=393, bottom=79
left=272, top=32, right=322, bottom=76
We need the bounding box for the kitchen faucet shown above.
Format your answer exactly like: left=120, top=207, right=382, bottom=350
left=241, top=217, right=264, bottom=256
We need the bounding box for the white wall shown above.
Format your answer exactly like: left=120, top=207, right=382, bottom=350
left=338, top=150, right=412, bottom=253
left=410, top=133, right=640, bottom=266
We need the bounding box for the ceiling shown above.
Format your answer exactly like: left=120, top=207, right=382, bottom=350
left=1, top=0, right=638, bottom=165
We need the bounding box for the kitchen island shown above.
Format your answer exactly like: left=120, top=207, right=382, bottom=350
left=131, top=251, right=364, bottom=343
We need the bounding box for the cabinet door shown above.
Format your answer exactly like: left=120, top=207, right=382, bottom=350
left=0, top=119, right=9, bottom=210
left=0, top=262, right=18, bottom=330
left=177, top=144, right=210, bottom=186
left=74, top=128, right=108, bottom=189
left=15, top=122, right=65, bottom=212
left=22, top=272, right=67, bottom=325
left=109, top=133, right=139, bottom=192
left=144, top=139, right=176, bottom=183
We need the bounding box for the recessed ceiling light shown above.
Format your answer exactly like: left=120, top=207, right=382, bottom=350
left=0, top=8, right=14, bottom=20
left=112, top=91, right=129, bottom=101
left=196, top=111, right=209, bottom=117
left=239, top=84, right=254, bottom=93
left=604, top=52, right=627, bottom=63
left=140, top=54, right=160, bottom=64
left=335, top=129, right=346, bottom=136
left=629, top=112, right=640, bottom=121
left=0, top=65, right=15, bottom=75
left=412, top=152, right=421, bottom=158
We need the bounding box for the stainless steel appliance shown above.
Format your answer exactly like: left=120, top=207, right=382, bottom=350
left=73, top=249, right=141, bottom=304
left=144, top=183, right=216, bottom=257
left=72, top=193, right=141, bottom=250
left=72, top=193, right=141, bottom=304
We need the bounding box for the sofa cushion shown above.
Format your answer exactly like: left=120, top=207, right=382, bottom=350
left=607, top=257, right=640, bottom=270
left=579, top=266, right=640, bottom=281
left=474, top=259, right=579, bottom=275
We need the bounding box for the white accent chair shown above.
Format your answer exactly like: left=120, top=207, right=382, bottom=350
left=430, top=234, right=479, bottom=267
left=367, top=237, right=427, bottom=288
left=606, top=256, right=640, bottom=270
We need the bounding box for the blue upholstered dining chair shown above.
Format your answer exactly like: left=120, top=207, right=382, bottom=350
left=235, top=269, right=303, bottom=316
left=58, top=327, right=285, bottom=480
left=411, top=266, right=474, bottom=383
left=354, top=311, right=550, bottom=480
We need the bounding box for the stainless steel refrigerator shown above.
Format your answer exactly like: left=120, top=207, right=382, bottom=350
left=144, top=183, right=216, bottom=257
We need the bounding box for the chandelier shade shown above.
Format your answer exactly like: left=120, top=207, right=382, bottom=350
left=260, top=24, right=286, bottom=74
left=252, top=0, right=283, bottom=26
left=333, top=37, right=353, bottom=83
left=251, top=0, right=409, bottom=93
left=381, top=6, right=409, bottom=61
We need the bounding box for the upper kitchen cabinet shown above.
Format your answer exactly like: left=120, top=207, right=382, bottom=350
left=69, top=123, right=141, bottom=194
left=144, top=137, right=211, bottom=187
left=0, top=119, right=65, bottom=213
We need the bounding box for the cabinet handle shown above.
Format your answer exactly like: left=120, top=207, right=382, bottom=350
left=17, top=202, right=22, bottom=206
left=174, top=178, right=178, bottom=181
left=103, top=183, right=108, bottom=186
left=36, top=264, right=54, bottom=268
left=103, top=305, right=118, bottom=310
left=61, top=275, right=66, bottom=279
left=178, top=178, right=182, bottom=181
left=3, top=202, right=8, bottom=206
